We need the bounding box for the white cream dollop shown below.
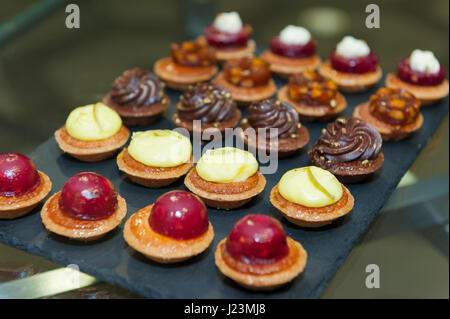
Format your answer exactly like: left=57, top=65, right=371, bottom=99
left=409, top=49, right=440, bottom=74
left=279, top=25, right=311, bottom=45
left=213, top=12, right=243, bottom=33
left=336, top=36, right=370, bottom=58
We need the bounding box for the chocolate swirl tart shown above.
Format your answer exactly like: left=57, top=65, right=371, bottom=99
left=173, top=82, right=241, bottom=139
left=309, top=117, right=384, bottom=183
left=278, top=70, right=346, bottom=122
left=353, top=88, right=423, bottom=141
left=239, top=99, right=309, bottom=157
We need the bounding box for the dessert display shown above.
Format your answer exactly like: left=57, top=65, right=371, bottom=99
left=309, top=117, right=384, bottom=183
left=0, top=153, right=52, bottom=219
left=54, top=102, right=130, bottom=162
left=117, top=130, right=193, bottom=188
left=103, top=67, right=170, bottom=126
left=215, top=214, right=307, bottom=290
left=277, top=70, right=346, bottom=121
left=270, top=166, right=354, bottom=227
left=238, top=99, right=309, bottom=157
left=202, top=12, right=255, bottom=61
left=41, top=172, right=126, bottom=241
left=319, top=36, right=382, bottom=92
left=124, top=190, right=214, bottom=263
left=213, top=55, right=277, bottom=105
left=154, top=39, right=218, bottom=90
left=184, top=147, right=266, bottom=209
left=353, top=88, right=423, bottom=141
left=386, top=49, right=449, bottom=105
left=172, top=82, right=241, bottom=138
left=261, top=25, right=321, bottom=77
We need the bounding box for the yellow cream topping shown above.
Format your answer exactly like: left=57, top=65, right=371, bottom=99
left=278, top=166, right=342, bottom=207
left=128, top=130, right=191, bottom=167
left=196, top=147, right=258, bottom=183
left=65, top=103, right=122, bottom=141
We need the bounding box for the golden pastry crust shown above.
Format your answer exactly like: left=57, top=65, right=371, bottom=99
left=123, top=204, right=214, bottom=263
left=41, top=192, right=127, bottom=241
left=353, top=101, right=424, bottom=141
left=215, top=237, right=307, bottom=290
left=0, top=171, right=52, bottom=219
left=211, top=41, right=256, bottom=62
left=385, top=73, right=449, bottom=105
left=261, top=50, right=321, bottom=78
left=184, top=168, right=266, bottom=210
left=54, top=125, right=130, bottom=162
left=117, top=149, right=194, bottom=188
left=319, top=60, right=382, bottom=92
left=270, top=184, right=354, bottom=228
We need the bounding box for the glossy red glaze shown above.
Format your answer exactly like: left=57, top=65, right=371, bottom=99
left=225, top=214, right=289, bottom=265
left=59, top=172, right=118, bottom=221
left=149, top=191, right=209, bottom=240
left=0, top=153, right=40, bottom=197
left=270, top=36, right=316, bottom=58
left=204, top=24, right=251, bottom=48
left=330, top=50, right=378, bottom=74
left=397, top=57, right=446, bottom=86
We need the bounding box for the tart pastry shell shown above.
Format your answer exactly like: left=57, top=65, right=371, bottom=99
left=196, top=36, right=256, bottom=62
left=261, top=50, right=321, bottom=78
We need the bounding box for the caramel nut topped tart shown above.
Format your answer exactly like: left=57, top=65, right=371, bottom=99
left=385, top=49, right=449, bottom=105
left=309, top=117, right=384, bottom=183
left=184, top=147, right=266, bottom=210
left=117, top=130, right=193, bottom=188
left=41, top=172, right=126, bottom=241
left=238, top=98, right=309, bottom=157
left=319, top=36, right=382, bottom=92
left=277, top=70, right=346, bottom=122
left=0, top=153, right=52, bottom=219
left=154, top=39, right=218, bottom=90
left=261, top=25, right=321, bottom=78
left=353, top=87, right=423, bottom=141
left=215, top=214, right=307, bottom=290
left=103, top=67, right=170, bottom=126
left=123, top=190, right=214, bottom=263
left=54, top=102, right=130, bottom=162
left=270, top=166, right=354, bottom=227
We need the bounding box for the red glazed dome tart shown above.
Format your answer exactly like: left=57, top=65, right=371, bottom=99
left=353, top=88, right=423, bottom=141
left=238, top=99, right=309, bottom=157
left=124, top=190, right=214, bottom=263
left=103, top=68, right=170, bottom=126
left=41, top=172, right=126, bottom=241
left=261, top=25, right=321, bottom=78
left=213, top=55, right=277, bottom=105
left=319, top=36, right=382, bottom=92
left=0, top=153, right=52, bottom=219
left=215, top=214, right=307, bottom=290
left=278, top=70, right=346, bottom=121
left=309, top=117, right=384, bottom=183
left=386, top=49, right=449, bottom=105
left=154, top=39, right=218, bottom=90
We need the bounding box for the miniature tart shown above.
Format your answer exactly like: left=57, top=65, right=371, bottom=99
left=386, top=49, right=449, bottom=105
left=278, top=70, right=346, bottom=121
left=239, top=99, right=309, bottom=157
left=184, top=147, right=266, bottom=209
left=261, top=25, right=321, bottom=77
left=215, top=214, right=307, bottom=290
left=319, top=36, right=382, bottom=92
left=103, top=67, right=170, bottom=126
left=202, top=12, right=255, bottom=61
left=213, top=56, right=277, bottom=105
left=154, top=39, right=218, bottom=90
left=270, top=166, right=354, bottom=227
left=54, top=103, right=130, bottom=162
left=117, top=130, right=193, bottom=188
left=0, top=153, right=52, bottom=219
left=353, top=88, right=423, bottom=141
left=41, top=172, right=126, bottom=241
left=309, top=117, right=384, bottom=183
left=124, top=190, right=214, bottom=263
left=172, top=82, right=241, bottom=139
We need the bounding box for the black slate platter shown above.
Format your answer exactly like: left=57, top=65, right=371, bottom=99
left=0, top=75, right=448, bottom=299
